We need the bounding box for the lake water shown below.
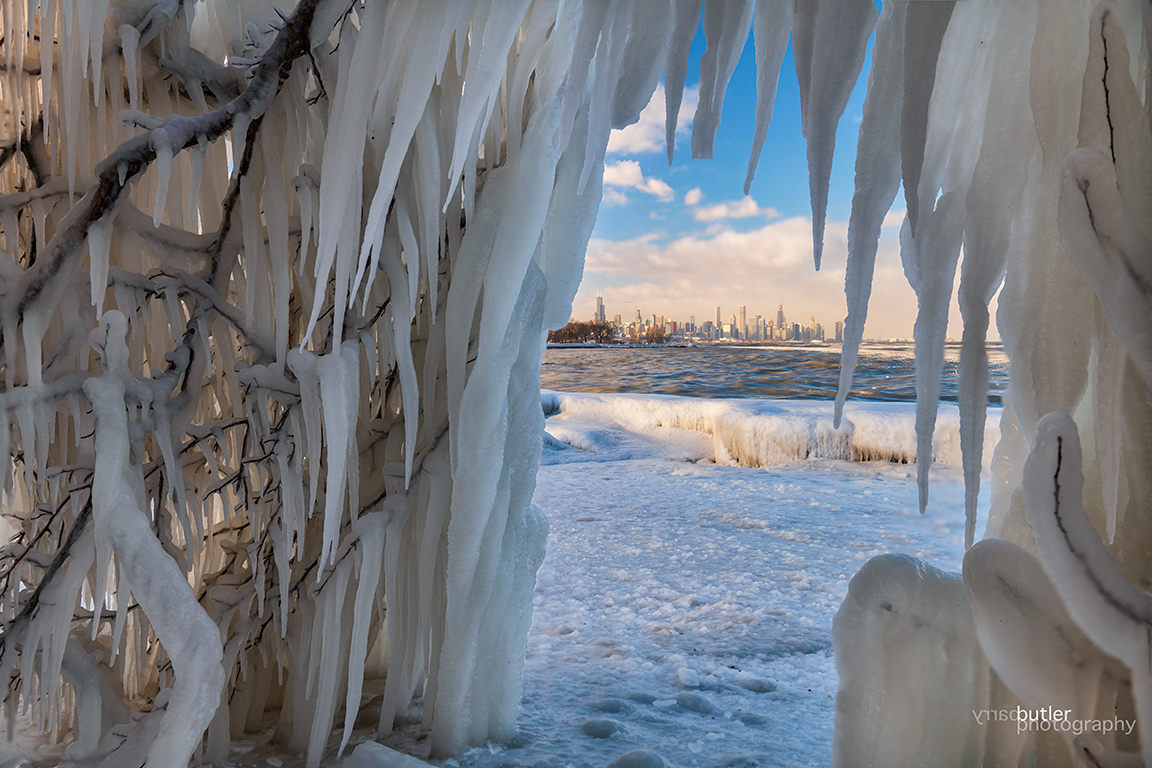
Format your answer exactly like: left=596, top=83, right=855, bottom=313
left=541, top=342, right=1010, bottom=403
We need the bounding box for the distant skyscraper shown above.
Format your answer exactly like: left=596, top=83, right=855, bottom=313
left=716, top=306, right=721, bottom=328
left=738, top=305, right=747, bottom=340
left=835, top=320, right=843, bottom=342
left=777, top=305, right=784, bottom=328
left=595, top=295, right=606, bottom=323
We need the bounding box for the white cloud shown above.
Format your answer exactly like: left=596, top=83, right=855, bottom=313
left=607, top=84, right=700, bottom=155
left=602, top=160, right=675, bottom=202
left=882, top=208, right=906, bottom=228
left=692, top=197, right=779, bottom=222
left=684, top=187, right=703, bottom=206
left=602, top=187, right=631, bottom=206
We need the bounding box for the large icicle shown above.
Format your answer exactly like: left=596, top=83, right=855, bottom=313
left=833, top=0, right=906, bottom=430
left=906, top=5, right=998, bottom=514
left=955, top=2, right=1037, bottom=547
left=796, top=0, right=876, bottom=270
left=690, top=0, right=753, bottom=160
left=663, top=0, right=702, bottom=165
left=742, top=0, right=791, bottom=195
left=899, top=1, right=954, bottom=238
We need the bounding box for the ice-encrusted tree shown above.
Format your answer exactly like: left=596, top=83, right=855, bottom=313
left=0, top=1, right=1149, bottom=767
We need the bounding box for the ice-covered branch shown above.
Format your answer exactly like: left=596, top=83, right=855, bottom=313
left=1058, top=148, right=1152, bottom=388
left=1022, top=412, right=1152, bottom=768
left=151, top=268, right=277, bottom=362
left=82, top=311, right=225, bottom=768
left=15, top=0, right=328, bottom=320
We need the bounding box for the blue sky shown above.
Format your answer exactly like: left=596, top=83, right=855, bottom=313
left=571, top=23, right=970, bottom=340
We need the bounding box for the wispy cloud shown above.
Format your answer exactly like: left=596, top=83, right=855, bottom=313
left=603, top=160, right=675, bottom=203
left=607, top=84, right=699, bottom=156
left=684, top=187, right=703, bottom=206
left=692, top=197, right=779, bottom=222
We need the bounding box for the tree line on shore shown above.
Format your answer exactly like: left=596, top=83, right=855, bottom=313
left=547, top=320, right=666, bottom=344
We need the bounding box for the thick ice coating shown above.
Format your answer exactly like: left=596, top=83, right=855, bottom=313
left=0, top=1, right=1150, bottom=767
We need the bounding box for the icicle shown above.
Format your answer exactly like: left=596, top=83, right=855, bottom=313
left=357, top=4, right=463, bottom=304
left=412, top=98, right=443, bottom=317
left=305, top=559, right=351, bottom=768
left=307, top=4, right=383, bottom=341
left=152, top=137, right=174, bottom=228
left=317, top=344, right=358, bottom=567
left=833, top=0, right=905, bottom=431
left=610, top=0, right=673, bottom=130
left=743, top=0, right=791, bottom=194
left=906, top=193, right=966, bottom=514
left=261, top=113, right=292, bottom=363
left=120, top=24, right=142, bottom=112
left=1092, top=325, right=1127, bottom=543
left=380, top=230, right=420, bottom=487
left=664, top=0, right=702, bottom=165
left=577, top=0, right=632, bottom=195
left=88, top=209, right=116, bottom=317
left=0, top=409, right=8, bottom=507
left=798, top=0, right=876, bottom=270
left=339, top=504, right=395, bottom=755
left=956, top=1, right=1036, bottom=548
left=900, top=2, right=954, bottom=237
left=39, top=0, right=56, bottom=144
left=557, top=0, right=611, bottom=157
left=293, top=166, right=319, bottom=277
left=444, top=0, right=534, bottom=204
left=504, top=1, right=552, bottom=171
left=690, top=0, right=754, bottom=160
left=287, top=349, right=324, bottom=513
left=187, top=145, right=204, bottom=225
left=87, top=0, right=111, bottom=106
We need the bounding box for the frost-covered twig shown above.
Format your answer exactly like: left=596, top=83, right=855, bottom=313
left=17, top=0, right=325, bottom=319
left=151, top=267, right=277, bottom=361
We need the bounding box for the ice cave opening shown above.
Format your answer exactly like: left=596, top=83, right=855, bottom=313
left=0, top=1, right=1148, bottom=767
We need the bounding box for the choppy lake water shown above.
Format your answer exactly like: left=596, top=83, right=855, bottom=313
left=541, top=342, right=1009, bottom=404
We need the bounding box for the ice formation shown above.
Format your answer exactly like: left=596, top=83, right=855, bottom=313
left=0, top=0, right=1149, bottom=766
left=542, top=391, right=1000, bottom=470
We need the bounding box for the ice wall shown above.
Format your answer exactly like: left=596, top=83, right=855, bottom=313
left=544, top=391, right=1001, bottom=469
left=831, top=2, right=1152, bottom=766
left=0, top=0, right=1148, bottom=766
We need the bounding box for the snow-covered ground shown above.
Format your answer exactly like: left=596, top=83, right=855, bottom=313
left=435, top=393, right=993, bottom=768
left=2, top=393, right=992, bottom=768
